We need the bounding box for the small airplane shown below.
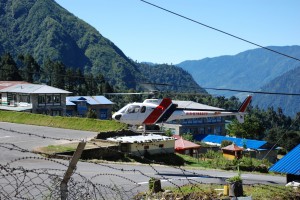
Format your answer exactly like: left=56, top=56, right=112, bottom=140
left=112, top=96, right=252, bottom=126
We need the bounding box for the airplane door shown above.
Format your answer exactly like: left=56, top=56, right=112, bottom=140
left=124, top=105, right=141, bottom=124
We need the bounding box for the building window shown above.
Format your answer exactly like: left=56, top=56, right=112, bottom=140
left=46, top=95, right=53, bottom=105
left=214, top=126, right=222, bottom=134
left=159, top=144, right=164, bottom=148
left=207, top=127, right=212, bottom=134
left=20, top=95, right=30, bottom=103
left=53, top=95, right=61, bottom=105
left=38, top=95, right=46, bottom=106
left=199, top=127, right=205, bottom=134
left=144, top=145, right=149, bottom=150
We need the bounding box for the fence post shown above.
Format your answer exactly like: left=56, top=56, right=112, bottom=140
left=60, top=140, right=86, bottom=200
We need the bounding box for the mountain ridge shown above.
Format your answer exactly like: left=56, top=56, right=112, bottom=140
left=0, top=0, right=203, bottom=92
left=177, top=45, right=300, bottom=116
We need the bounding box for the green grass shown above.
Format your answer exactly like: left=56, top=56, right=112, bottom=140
left=136, top=184, right=300, bottom=200
left=38, top=144, right=77, bottom=154
left=0, top=110, right=127, bottom=132
left=176, top=151, right=271, bottom=173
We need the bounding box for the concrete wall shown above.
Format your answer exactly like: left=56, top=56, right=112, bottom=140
left=125, top=140, right=175, bottom=156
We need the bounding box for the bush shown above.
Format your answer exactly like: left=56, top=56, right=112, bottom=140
left=221, top=140, right=233, bottom=148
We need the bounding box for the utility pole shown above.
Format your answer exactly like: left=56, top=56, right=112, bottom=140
left=60, top=140, right=86, bottom=200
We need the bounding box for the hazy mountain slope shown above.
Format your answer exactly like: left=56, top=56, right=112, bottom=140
left=177, top=46, right=300, bottom=97
left=252, top=66, right=300, bottom=117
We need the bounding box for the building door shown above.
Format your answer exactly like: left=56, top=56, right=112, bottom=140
left=100, top=109, right=108, bottom=119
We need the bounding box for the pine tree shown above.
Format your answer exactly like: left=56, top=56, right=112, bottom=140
left=0, top=53, right=22, bottom=81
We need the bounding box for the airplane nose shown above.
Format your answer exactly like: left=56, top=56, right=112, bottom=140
left=113, top=114, right=122, bottom=121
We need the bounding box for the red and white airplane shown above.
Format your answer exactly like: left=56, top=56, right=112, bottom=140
left=112, top=96, right=252, bottom=126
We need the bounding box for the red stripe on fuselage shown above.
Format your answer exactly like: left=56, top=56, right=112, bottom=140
left=143, top=98, right=172, bottom=125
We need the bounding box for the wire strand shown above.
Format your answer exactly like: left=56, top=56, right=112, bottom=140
left=140, top=0, right=300, bottom=62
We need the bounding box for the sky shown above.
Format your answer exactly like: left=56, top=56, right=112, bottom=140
left=54, top=0, right=300, bottom=64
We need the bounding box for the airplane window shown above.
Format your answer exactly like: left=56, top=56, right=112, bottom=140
left=140, top=106, right=146, bottom=113
left=134, top=106, right=140, bottom=113
left=127, top=105, right=140, bottom=113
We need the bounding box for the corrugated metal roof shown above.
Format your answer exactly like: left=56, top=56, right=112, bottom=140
left=0, top=84, right=71, bottom=94
left=194, top=134, right=267, bottom=150
left=222, top=143, right=244, bottom=151
left=269, top=144, right=300, bottom=175
left=92, top=96, right=114, bottom=104
left=107, top=134, right=174, bottom=143
left=66, top=99, right=76, bottom=106
left=0, top=81, right=30, bottom=90
left=67, top=96, right=113, bottom=105
left=175, top=137, right=200, bottom=150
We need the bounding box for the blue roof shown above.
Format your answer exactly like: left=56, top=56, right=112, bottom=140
left=66, top=96, right=113, bottom=105
left=269, top=144, right=300, bottom=175
left=194, top=134, right=267, bottom=150
left=66, top=99, right=76, bottom=106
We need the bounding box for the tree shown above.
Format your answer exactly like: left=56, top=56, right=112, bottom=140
left=221, top=140, right=233, bottom=148
left=65, top=68, right=76, bottom=92
left=0, top=53, right=22, bottom=81
left=227, top=114, right=265, bottom=140
left=18, top=54, right=40, bottom=83
left=52, top=61, right=66, bottom=89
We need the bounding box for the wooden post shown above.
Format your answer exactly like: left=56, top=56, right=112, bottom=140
left=60, top=140, right=86, bottom=200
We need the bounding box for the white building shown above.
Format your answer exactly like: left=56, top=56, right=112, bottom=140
left=107, top=134, right=175, bottom=156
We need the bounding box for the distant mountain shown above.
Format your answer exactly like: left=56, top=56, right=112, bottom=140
left=137, top=63, right=207, bottom=93
left=0, top=0, right=203, bottom=92
left=177, top=46, right=300, bottom=98
left=177, top=46, right=300, bottom=116
left=252, top=66, right=300, bottom=116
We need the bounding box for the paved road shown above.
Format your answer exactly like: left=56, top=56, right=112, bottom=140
left=0, top=121, right=98, bottom=163
left=0, top=122, right=286, bottom=199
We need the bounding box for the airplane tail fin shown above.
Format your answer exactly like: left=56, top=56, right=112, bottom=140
left=238, top=95, right=252, bottom=112
left=236, top=95, right=252, bottom=123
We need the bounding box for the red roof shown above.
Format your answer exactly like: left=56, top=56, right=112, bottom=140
left=221, top=143, right=244, bottom=151
left=175, top=137, right=200, bottom=150
left=172, top=135, right=181, bottom=140
left=0, top=81, right=30, bottom=90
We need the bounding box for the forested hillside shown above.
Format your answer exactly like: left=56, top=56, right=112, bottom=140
left=252, top=66, right=300, bottom=117
left=0, top=0, right=203, bottom=92
left=137, top=63, right=206, bottom=93
left=0, top=0, right=142, bottom=90
left=178, top=46, right=300, bottom=116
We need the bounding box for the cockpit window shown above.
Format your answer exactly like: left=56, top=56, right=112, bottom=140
left=127, top=105, right=140, bottom=113
left=140, top=106, right=146, bottom=113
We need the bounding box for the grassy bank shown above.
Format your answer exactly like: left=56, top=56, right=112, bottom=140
left=136, top=184, right=300, bottom=200
left=0, top=110, right=127, bottom=132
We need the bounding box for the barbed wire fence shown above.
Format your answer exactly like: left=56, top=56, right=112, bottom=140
left=0, top=126, right=288, bottom=199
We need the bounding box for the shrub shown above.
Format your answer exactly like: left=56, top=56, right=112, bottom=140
left=221, top=140, right=233, bottom=148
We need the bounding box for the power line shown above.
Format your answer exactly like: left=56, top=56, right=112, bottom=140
left=204, top=87, right=300, bottom=96
left=140, top=0, right=300, bottom=62
left=140, top=82, right=300, bottom=96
